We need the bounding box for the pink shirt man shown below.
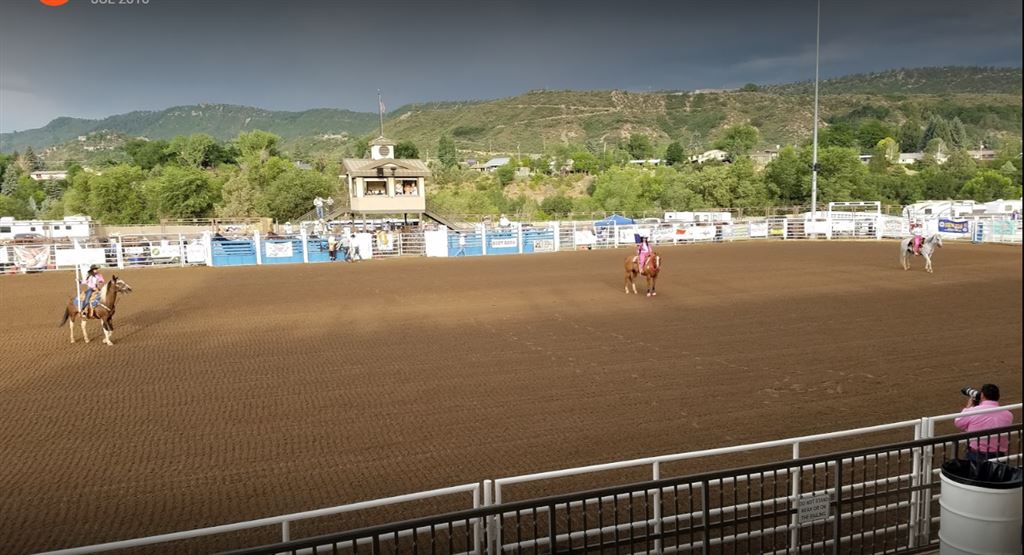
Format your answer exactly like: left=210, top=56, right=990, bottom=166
left=954, top=400, right=1014, bottom=453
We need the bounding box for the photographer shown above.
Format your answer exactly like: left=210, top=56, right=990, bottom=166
left=954, top=384, right=1014, bottom=463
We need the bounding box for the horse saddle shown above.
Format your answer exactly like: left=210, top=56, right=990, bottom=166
left=75, top=296, right=100, bottom=310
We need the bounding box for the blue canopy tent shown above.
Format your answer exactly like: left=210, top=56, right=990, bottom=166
left=593, top=214, right=635, bottom=226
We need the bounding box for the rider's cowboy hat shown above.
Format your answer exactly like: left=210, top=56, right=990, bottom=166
left=88, top=264, right=101, bottom=271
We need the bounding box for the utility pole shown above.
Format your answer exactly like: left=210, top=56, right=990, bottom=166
left=810, top=0, right=821, bottom=226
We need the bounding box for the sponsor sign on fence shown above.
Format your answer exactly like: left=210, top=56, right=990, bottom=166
left=532, top=240, right=554, bottom=252
left=186, top=243, right=207, bottom=264
left=149, top=241, right=181, bottom=259
left=54, top=247, right=106, bottom=267
left=13, top=246, right=49, bottom=270
left=491, top=237, right=518, bottom=249
left=265, top=242, right=294, bottom=258
left=749, top=221, right=768, bottom=238
left=938, top=219, right=970, bottom=234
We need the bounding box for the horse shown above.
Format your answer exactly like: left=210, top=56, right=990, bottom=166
left=899, top=233, right=943, bottom=273
left=624, top=251, right=662, bottom=296
left=59, top=275, right=133, bottom=345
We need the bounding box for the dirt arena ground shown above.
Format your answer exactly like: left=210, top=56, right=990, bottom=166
left=0, top=241, right=1020, bottom=553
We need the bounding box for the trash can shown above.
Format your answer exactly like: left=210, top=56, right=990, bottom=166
left=939, top=458, right=1022, bottom=555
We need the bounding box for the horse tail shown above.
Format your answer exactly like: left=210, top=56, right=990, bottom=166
left=59, top=306, right=70, bottom=328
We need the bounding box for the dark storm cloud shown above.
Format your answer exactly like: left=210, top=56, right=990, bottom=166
left=1, top=0, right=1020, bottom=132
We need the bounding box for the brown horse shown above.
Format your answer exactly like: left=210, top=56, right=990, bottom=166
left=59, top=275, right=133, bottom=345
left=624, top=251, right=661, bottom=296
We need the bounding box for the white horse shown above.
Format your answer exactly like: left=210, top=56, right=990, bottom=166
left=899, top=233, right=943, bottom=273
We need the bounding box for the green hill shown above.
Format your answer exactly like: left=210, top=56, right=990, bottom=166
left=762, top=66, right=1022, bottom=95
left=2, top=66, right=1021, bottom=161
left=1, top=104, right=379, bottom=153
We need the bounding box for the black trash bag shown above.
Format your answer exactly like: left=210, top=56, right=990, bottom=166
left=942, top=458, right=1023, bottom=489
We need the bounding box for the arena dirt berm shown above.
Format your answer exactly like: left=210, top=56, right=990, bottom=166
left=0, top=241, right=1019, bottom=553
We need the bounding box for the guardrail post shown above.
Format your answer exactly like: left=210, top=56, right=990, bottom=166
left=613, top=222, right=620, bottom=247
left=481, top=225, right=487, bottom=256
left=253, top=230, right=263, bottom=265
left=552, top=222, right=560, bottom=253
left=920, top=417, right=936, bottom=544
left=115, top=240, right=125, bottom=269
left=478, top=480, right=490, bottom=555
left=202, top=231, right=214, bottom=267
left=178, top=234, right=186, bottom=267
left=517, top=223, right=524, bottom=254
left=300, top=229, right=309, bottom=263
left=281, top=520, right=290, bottom=542
left=909, top=420, right=923, bottom=548
left=653, top=461, right=662, bottom=554
left=790, top=442, right=800, bottom=549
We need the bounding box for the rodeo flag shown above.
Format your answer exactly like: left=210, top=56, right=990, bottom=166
left=938, top=219, right=970, bottom=234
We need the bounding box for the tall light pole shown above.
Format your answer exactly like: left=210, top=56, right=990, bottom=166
left=810, top=0, right=821, bottom=223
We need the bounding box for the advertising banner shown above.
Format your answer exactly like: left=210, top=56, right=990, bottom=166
left=186, top=243, right=207, bottom=264
left=265, top=242, right=294, bottom=258
left=149, top=241, right=181, bottom=259
left=491, top=237, right=518, bottom=249
left=749, top=221, right=768, bottom=238
left=532, top=240, right=554, bottom=252
left=13, top=246, right=49, bottom=270
left=938, top=219, right=970, bottom=234
left=54, top=247, right=106, bottom=267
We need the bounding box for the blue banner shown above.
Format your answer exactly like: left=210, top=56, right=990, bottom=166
left=938, top=219, right=970, bottom=234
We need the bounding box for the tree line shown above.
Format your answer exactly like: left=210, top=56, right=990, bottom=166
left=1, top=123, right=1021, bottom=224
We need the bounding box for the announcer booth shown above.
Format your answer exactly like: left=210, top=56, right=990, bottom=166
left=341, top=137, right=431, bottom=225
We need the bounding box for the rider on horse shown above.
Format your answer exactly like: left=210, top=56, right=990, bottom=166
left=636, top=236, right=652, bottom=273
left=911, top=221, right=924, bottom=255
left=80, top=264, right=105, bottom=318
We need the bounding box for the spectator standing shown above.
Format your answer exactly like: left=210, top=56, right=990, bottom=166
left=954, top=384, right=1014, bottom=463
left=313, top=196, right=325, bottom=220
left=456, top=233, right=466, bottom=256
left=327, top=235, right=338, bottom=261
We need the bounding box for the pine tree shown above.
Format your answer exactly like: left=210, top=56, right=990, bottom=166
left=437, top=135, right=458, bottom=168
left=20, top=147, right=42, bottom=172
left=949, top=117, right=968, bottom=150
left=1, top=167, right=19, bottom=195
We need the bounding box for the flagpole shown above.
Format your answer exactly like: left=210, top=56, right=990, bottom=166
left=377, top=90, right=385, bottom=137
left=810, top=0, right=821, bottom=227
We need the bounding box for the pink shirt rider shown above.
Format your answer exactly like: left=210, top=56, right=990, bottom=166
left=954, top=400, right=1014, bottom=453
left=82, top=273, right=105, bottom=291
left=637, top=239, right=652, bottom=268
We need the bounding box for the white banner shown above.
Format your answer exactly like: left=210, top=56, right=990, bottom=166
left=491, top=237, right=518, bottom=249
left=186, top=243, right=207, bottom=264
left=679, top=225, right=716, bottom=241
left=424, top=229, right=448, bottom=257
left=265, top=242, right=294, bottom=258
left=0, top=246, right=8, bottom=265
left=13, top=246, right=49, bottom=269
left=749, top=221, right=768, bottom=238
left=574, top=230, right=596, bottom=246
left=149, top=241, right=181, bottom=259
left=532, top=239, right=554, bottom=252
left=54, top=247, right=106, bottom=267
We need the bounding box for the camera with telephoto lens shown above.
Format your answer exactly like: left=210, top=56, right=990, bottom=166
left=961, top=386, right=981, bottom=405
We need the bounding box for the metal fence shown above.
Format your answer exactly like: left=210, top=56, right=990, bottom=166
left=212, top=425, right=1021, bottom=555
left=40, top=405, right=1021, bottom=554
left=3, top=216, right=1020, bottom=276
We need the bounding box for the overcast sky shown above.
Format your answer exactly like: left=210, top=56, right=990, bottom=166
left=0, top=0, right=1021, bottom=132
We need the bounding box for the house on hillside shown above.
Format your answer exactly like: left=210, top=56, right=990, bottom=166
left=749, top=148, right=780, bottom=166
left=472, top=157, right=511, bottom=172
left=690, top=149, right=730, bottom=164
left=628, top=159, right=663, bottom=166
left=967, top=149, right=998, bottom=161
left=29, top=170, right=68, bottom=181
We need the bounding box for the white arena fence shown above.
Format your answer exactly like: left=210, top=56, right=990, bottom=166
left=2, top=214, right=1020, bottom=276
left=39, top=404, right=1021, bottom=554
